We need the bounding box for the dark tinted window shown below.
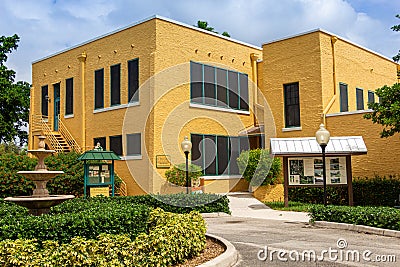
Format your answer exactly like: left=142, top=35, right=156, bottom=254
left=95, top=69, right=104, bottom=109
left=190, top=62, right=203, bottom=104
left=368, top=91, right=375, bottom=105
left=128, top=59, right=139, bottom=102
left=284, top=82, right=300, bottom=127
left=109, top=135, right=122, bottom=156
left=239, top=73, right=249, bottom=111
left=127, top=133, right=141, bottom=155
left=204, top=65, right=215, bottom=105
left=41, top=85, right=48, bottom=116
left=340, top=83, right=348, bottom=112
left=110, top=64, right=120, bottom=106
left=228, top=71, right=239, bottom=109
left=93, top=137, right=106, bottom=150
left=356, top=88, right=364, bottom=110
left=216, top=68, right=228, bottom=107
left=65, top=78, right=73, bottom=115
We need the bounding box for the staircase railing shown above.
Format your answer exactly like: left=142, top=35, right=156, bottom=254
left=58, top=116, right=82, bottom=153
left=31, top=115, right=64, bottom=153
left=117, top=179, right=128, bottom=196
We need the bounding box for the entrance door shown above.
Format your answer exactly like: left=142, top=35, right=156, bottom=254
left=53, top=83, right=60, bottom=131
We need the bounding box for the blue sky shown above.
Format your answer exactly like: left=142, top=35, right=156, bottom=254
left=0, top=0, right=399, bottom=83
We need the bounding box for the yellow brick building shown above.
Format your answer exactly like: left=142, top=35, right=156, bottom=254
left=29, top=16, right=400, bottom=195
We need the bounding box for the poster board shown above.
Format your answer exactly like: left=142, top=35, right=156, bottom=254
left=288, top=156, right=347, bottom=186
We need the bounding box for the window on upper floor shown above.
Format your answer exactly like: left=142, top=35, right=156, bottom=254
left=356, top=88, right=364, bottom=110
left=41, top=85, right=48, bottom=116
left=128, top=58, right=139, bottom=103
left=284, top=82, right=300, bottom=128
left=65, top=78, right=73, bottom=115
left=191, top=133, right=264, bottom=176
left=339, top=83, right=348, bottom=112
left=110, top=64, right=121, bottom=106
left=94, top=137, right=106, bottom=150
left=94, top=68, right=104, bottom=109
left=109, top=135, right=122, bottom=156
left=126, top=133, right=141, bottom=156
left=368, top=91, right=375, bottom=105
left=190, top=61, right=249, bottom=111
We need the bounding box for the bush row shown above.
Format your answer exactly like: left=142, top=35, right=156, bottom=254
left=289, top=175, right=400, bottom=206
left=309, top=205, right=400, bottom=231
left=50, top=193, right=231, bottom=215
left=0, top=208, right=207, bottom=267
left=0, top=203, right=150, bottom=243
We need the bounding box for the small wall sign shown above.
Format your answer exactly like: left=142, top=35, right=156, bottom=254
left=156, top=155, right=171, bottom=168
left=90, top=187, right=110, bottom=197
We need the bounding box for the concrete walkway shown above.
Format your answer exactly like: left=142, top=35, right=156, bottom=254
left=227, top=192, right=310, bottom=222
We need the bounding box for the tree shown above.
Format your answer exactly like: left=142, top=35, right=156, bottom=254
left=364, top=83, right=400, bottom=138
left=392, top=14, right=400, bottom=62
left=195, top=20, right=231, bottom=38
left=0, top=34, right=30, bottom=145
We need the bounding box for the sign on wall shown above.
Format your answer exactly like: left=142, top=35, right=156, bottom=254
left=288, top=157, right=347, bottom=185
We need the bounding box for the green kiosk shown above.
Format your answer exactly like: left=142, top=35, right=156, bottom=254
left=78, top=146, right=120, bottom=198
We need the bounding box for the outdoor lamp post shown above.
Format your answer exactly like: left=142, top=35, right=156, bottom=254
left=181, top=136, right=192, bottom=194
left=316, top=124, right=330, bottom=206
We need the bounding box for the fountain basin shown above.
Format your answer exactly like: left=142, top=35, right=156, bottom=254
left=4, top=195, right=75, bottom=216
left=17, top=171, right=64, bottom=181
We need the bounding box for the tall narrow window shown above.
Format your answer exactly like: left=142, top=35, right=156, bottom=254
left=216, top=68, right=228, bottom=107
left=204, top=65, right=215, bottom=105
left=339, top=83, right=348, bottom=112
left=356, top=88, right=364, bottom=110
left=368, top=91, right=375, bottom=105
left=94, top=137, right=106, bottom=150
left=228, top=71, right=239, bottom=110
left=65, top=78, right=73, bottom=115
left=109, top=135, right=122, bottom=156
left=126, top=133, right=141, bottom=156
left=190, top=62, right=203, bottom=104
left=284, top=82, right=300, bottom=127
left=94, top=69, right=104, bottom=109
left=239, top=73, right=249, bottom=111
left=110, top=64, right=120, bottom=106
left=128, top=59, right=139, bottom=102
left=41, top=85, right=48, bottom=116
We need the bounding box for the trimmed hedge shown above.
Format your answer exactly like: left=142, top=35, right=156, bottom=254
left=0, top=202, right=150, bottom=243
left=289, top=175, right=400, bottom=206
left=309, top=205, right=400, bottom=231
left=165, top=163, right=202, bottom=186
left=50, top=193, right=231, bottom=215
left=0, top=208, right=207, bottom=267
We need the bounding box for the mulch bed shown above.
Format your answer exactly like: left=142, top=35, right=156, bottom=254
left=175, top=236, right=226, bottom=266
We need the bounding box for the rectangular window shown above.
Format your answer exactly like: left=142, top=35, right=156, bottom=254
left=191, top=133, right=264, bottom=176
left=109, top=135, right=122, bottom=156
left=93, top=137, right=106, bottom=150
left=339, top=83, right=348, bottom=112
left=284, top=82, right=300, bottom=127
left=128, top=59, right=139, bottom=102
left=126, top=133, right=141, bottom=155
left=368, top=91, right=375, bottom=105
left=65, top=78, right=73, bottom=115
left=356, top=88, right=364, bottom=110
left=41, top=85, right=48, bottom=116
left=94, top=68, right=104, bottom=109
left=190, top=61, right=249, bottom=111
left=110, top=64, right=121, bottom=106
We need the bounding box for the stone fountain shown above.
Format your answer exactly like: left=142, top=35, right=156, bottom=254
left=5, top=136, right=74, bottom=215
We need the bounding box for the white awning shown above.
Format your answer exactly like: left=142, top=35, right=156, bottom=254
left=270, top=136, right=367, bottom=156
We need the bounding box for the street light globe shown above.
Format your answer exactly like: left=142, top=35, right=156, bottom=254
left=181, top=136, right=192, bottom=152
left=315, top=124, right=330, bottom=146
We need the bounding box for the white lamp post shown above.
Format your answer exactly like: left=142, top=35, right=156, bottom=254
left=181, top=136, right=192, bottom=194
left=316, top=124, right=330, bottom=205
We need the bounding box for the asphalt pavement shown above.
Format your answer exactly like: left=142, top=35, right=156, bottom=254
left=203, top=192, right=400, bottom=267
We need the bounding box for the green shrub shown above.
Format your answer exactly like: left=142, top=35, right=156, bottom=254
left=309, top=205, right=400, bottom=231
left=0, top=153, right=36, bottom=198
left=0, top=202, right=150, bottom=243
left=237, top=148, right=281, bottom=186
left=0, top=209, right=207, bottom=267
left=289, top=175, right=400, bottom=206
left=165, top=163, right=202, bottom=186
left=50, top=193, right=231, bottom=215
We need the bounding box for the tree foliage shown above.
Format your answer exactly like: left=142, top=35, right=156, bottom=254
left=0, top=34, right=30, bottom=145
left=196, top=20, right=231, bottom=37
left=364, top=83, right=400, bottom=137
left=392, top=14, right=400, bottom=62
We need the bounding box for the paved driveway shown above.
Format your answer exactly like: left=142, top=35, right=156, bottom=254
left=205, top=216, right=399, bottom=267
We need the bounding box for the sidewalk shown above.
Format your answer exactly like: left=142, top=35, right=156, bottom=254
left=226, top=192, right=310, bottom=222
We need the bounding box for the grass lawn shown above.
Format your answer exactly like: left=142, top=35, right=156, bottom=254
left=264, top=201, right=314, bottom=212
